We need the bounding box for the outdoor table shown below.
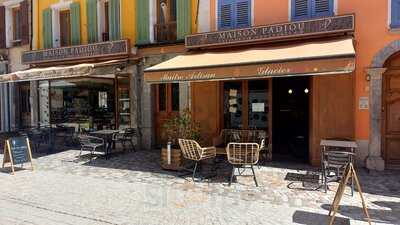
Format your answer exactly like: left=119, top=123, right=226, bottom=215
left=90, top=130, right=120, bottom=159
left=216, top=147, right=227, bottom=155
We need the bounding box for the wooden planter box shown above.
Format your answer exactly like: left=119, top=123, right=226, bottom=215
left=160, top=147, right=183, bottom=171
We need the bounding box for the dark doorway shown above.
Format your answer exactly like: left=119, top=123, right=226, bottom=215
left=273, top=77, right=310, bottom=163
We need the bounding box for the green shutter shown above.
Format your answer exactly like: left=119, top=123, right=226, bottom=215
left=136, top=0, right=149, bottom=45
left=42, top=8, right=53, bottom=49
left=70, top=2, right=81, bottom=45
left=86, top=0, right=98, bottom=43
left=109, top=0, right=121, bottom=41
left=177, top=0, right=191, bottom=40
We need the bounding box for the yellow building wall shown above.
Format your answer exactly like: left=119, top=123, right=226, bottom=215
left=35, top=0, right=137, bottom=50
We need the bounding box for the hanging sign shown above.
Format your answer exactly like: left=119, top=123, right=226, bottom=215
left=2, top=137, right=34, bottom=174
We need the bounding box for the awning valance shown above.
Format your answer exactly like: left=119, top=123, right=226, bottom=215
left=0, top=60, right=126, bottom=83
left=144, top=38, right=356, bottom=83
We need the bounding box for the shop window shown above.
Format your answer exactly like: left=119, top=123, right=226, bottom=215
left=223, top=81, right=243, bottom=129
left=218, top=0, right=251, bottom=30
left=291, top=0, right=334, bottom=21
left=157, top=83, right=180, bottom=112
left=12, top=7, right=21, bottom=43
left=223, top=80, right=269, bottom=129
left=155, top=0, right=177, bottom=42
left=171, top=83, right=180, bottom=112
left=158, top=84, right=167, bottom=111
left=391, top=0, right=400, bottom=28
left=248, top=80, right=268, bottom=129
left=117, top=75, right=131, bottom=129
left=59, top=10, right=71, bottom=47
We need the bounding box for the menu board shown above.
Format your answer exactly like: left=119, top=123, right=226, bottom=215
left=2, top=137, right=34, bottom=174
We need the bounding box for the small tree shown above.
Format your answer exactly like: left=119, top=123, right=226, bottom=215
left=162, top=109, right=201, bottom=147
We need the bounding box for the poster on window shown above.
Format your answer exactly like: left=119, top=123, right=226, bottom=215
left=252, top=103, right=265, bottom=112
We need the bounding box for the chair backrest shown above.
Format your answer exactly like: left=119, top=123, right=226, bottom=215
left=226, top=143, right=260, bottom=165
left=324, top=151, right=354, bottom=171
left=124, top=128, right=137, bottom=138
left=178, top=139, right=202, bottom=161
left=220, top=129, right=267, bottom=145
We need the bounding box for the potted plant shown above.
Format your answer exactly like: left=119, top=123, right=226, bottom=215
left=160, top=109, right=201, bottom=170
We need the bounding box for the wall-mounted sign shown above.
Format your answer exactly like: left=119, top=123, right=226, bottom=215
left=22, top=40, right=130, bottom=65
left=185, top=14, right=354, bottom=49
left=144, top=57, right=355, bottom=83
left=359, top=97, right=369, bottom=110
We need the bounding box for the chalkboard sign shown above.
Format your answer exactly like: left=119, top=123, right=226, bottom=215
left=2, top=137, right=34, bottom=174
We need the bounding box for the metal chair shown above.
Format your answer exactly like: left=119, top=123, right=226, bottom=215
left=112, top=128, right=137, bottom=152
left=178, top=139, right=216, bottom=182
left=226, top=142, right=261, bottom=187
left=322, top=150, right=355, bottom=195
left=78, top=135, right=104, bottom=159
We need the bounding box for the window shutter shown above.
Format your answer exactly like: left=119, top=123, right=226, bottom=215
left=42, top=8, right=53, bottom=49
left=0, top=6, right=5, bottom=48
left=109, top=0, right=121, bottom=41
left=136, top=0, right=150, bottom=44
left=20, top=0, right=29, bottom=45
left=312, top=0, right=333, bottom=17
left=87, top=0, right=98, bottom=43
left=236, top=0, right=251, bottom=28
left=392, top=0, right=400, bottom=28
left=218, top=0, right=234, bottom=30
left=177, top=0, right=192, bottom=40
left=292, top=0, right=310, bottom=20
left=70, top=2, right=81, bottom=45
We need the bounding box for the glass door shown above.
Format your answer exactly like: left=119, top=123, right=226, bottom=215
left=117, top=75, right=131, bottom=129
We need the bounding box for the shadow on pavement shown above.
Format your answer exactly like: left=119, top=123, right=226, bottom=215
left=321, top=202, right=400, bottom=224
left=292, top=210, right=350, bottom=225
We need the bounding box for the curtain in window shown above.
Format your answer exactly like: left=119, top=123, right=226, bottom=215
left=0, top=6, right=5, bottom=48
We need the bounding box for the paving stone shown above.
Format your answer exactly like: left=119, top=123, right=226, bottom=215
left=0, top=149, right=399, bottom=225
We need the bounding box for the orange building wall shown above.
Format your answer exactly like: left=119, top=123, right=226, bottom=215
left=209, top=0, right=400, bottom=142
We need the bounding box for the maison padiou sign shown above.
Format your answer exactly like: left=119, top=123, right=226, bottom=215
left=185, top=14, right=355, bottom=49
left=22, top=40, right=129, bottom=65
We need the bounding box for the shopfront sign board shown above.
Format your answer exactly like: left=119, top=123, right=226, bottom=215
left=2, top=137, right=34, bottom=174
left=186, top=14, right=354, bottom=49
left=22, top=40, right=130, bottom=65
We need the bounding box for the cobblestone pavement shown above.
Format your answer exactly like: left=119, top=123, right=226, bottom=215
left=0, top=149, right=399, bottom=225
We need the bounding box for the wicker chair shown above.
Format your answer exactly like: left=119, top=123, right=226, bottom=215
left=227, top=142, right=261, bottom=187
left=178, top=139, right=216, bottom=181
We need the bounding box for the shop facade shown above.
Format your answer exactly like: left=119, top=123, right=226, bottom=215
left=145, top=15, right=356, bottom=166
left=0, top=40, right=138, bottom=135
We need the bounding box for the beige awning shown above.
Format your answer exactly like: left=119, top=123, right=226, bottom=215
left=144, top=38, right=356, bottom=83
left=0, top=60, right=126, bottom=83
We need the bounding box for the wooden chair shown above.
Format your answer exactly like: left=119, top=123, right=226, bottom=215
left=178, top=139, right=216, bottom=181
left=226, top=142, right=261, bottom=187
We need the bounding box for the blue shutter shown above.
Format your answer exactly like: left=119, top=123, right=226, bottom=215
left=218, top=0, right=234, bottom=30
left=392, top=0, right=400, bottom=28
left=291, top=0, right=310, bottom=21
left=235, top=0, right=251, bottom=28
left=312, top=0, right=334, bottom=17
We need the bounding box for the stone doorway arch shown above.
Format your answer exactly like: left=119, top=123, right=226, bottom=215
left=366, top=40, right=400, bottom=171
